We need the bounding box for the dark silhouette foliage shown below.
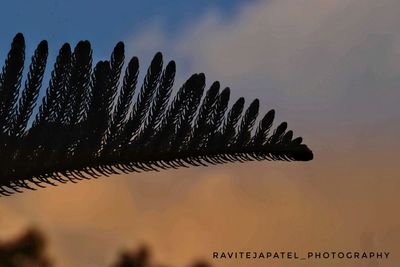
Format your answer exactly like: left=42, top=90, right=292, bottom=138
left=0, top=228, right=209, bottom=267
left=0, top=228, right=51, bottom=267
left=0, top=33, right=313, bottom=196
left=110, top=245, right=211, bottom=267
left=111, top=245, right=151, bottom=267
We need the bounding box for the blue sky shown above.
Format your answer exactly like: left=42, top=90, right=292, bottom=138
left=0, top=0, right=252, bottom=59
left=0, top=0, right=258, bottom=127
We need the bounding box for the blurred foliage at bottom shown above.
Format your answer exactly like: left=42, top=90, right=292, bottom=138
left=0, top=228, right=211, bottom=267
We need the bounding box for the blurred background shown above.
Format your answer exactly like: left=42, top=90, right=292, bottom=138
left=0, top=0, right=399, bottom=266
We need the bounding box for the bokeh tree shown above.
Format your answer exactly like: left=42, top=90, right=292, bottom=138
left=0, top=228, right=210, bottom=267
left=0, top=228, right=52, bottom=267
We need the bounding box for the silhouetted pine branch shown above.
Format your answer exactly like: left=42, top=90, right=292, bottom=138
left=189, top=81, right=220, bottom=149
left=122, top=52, right=163, bottom=147
left=0, top=33, right=313, bottom=196
left=33, top=43, right=72, bottom=127
left=109, top=42, right=125, bottom=103
left=12, top=40, right=48, bottom=137
left=64, top=40, right=92, bottom=126
left=0, top=33, right=25, bottom=135
left=105, top=56, right=139, bottom=153
left=137, top=60, right=176, bottom=149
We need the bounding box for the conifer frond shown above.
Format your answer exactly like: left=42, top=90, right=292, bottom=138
left=34, top=43, right=72, bottom=127
left=12, top=40, right=48, bottom=137
left=0, top=33, right=313, bottom=196
left=0, top=33, right=25, bottom=134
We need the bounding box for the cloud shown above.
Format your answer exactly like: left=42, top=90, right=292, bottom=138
left=124, top=1, right=400, bottom=265
left=127, top=0, right=400, bottom=142
left=1, top=1, right=400, bottom=267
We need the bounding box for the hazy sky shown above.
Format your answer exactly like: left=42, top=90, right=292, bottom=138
left=0, top=0, right=250, bottom=60
left=0, top=1, right=399, bottom=267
